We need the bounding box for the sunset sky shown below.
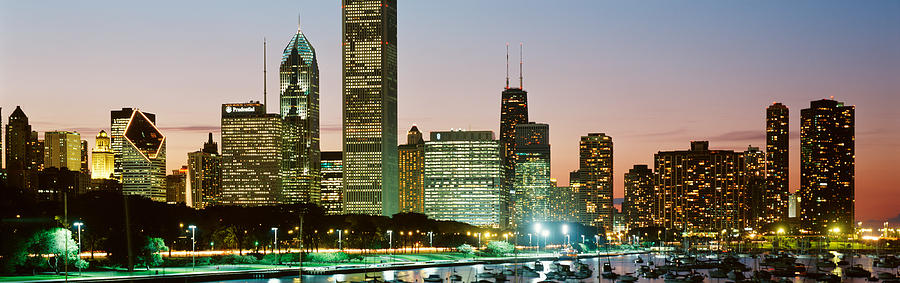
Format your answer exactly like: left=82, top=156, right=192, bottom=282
left=1, top=1, right=898, bottom=222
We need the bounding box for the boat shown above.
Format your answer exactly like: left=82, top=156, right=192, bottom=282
left=601, top=271, right=620, bottom=279
left=423, top=274, right=443, bottom=282
left=879, top=272, right=898, bottom=280
left=845, top=264, right=873, bottom=278
left=618, top=273, right=638, bottom=282
left=635, top=257, right=644, bottom=264
left=816, top=260, right=837, bottom=268
left=708, top=268, right=728, bottom=278
left=449, top=274, right=463, bottom=281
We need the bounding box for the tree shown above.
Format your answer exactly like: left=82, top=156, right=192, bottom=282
left=139, top=237, right=168, bottom=269
left=26, top=228, right=79, bottom=275
left=484, top=241, right=514, bottom=256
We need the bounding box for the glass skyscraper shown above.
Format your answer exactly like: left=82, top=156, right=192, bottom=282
left=342, top=0, right=399, bottom=216
left=221, top=102, right=282, bottom=206
left=424, top=130, right=505, bottom=228
left=578, top=133, right=614, bottom=231
left=398, top=125, right=425, bottom=213
left=280, top=23, right=320, bottom=205
left=120, top=110, right=167, bottom=202
left=111, top=108, right=155, bottom=181
left=320, top=151, right=344, bottom=215
left=512, top=122, right=550, bottom=227
left=799, top=98, right=854, bottom=233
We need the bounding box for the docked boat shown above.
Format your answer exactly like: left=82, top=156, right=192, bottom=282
left=423, top=274, right=443, bottom=282
left=845, top=264, right=872, bottom=278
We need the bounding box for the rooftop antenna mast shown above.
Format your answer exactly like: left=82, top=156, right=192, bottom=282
left=505, top=42, right=510, bottom=89
left=263, top=38, right=267, bottom=108
left=519, top=42, right=524, bottom=89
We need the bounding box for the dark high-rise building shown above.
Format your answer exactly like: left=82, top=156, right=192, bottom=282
left=623, top=164, right=654, bottom=229
left=120, top=110, right=166, bottom=201
left=111, top=108, right=156, bottom=180
left=320, top=151, right=343, bottom=215
left=187, top=133, right=221, bottom=209
left=765, top=102, right=789, bottom=224
left=280, top=22, right=321, bottom=205
left=342, top=0, right=399, bottom=216
left=166, top=166, right=188, bottom=204
left=743, top=146, right=767, bottom=230
left=221, top=102, right=282, bottom=206
left=500, top=84, right=528, bottom=215
left=512, top=122, right=550, bottom=227
left=654, top=141, right=745, bottom=232
left=6, top=106, right=33, bottom=189
left=398, top=125, right=425, bottom=213
left=799, top=98, right=854, bottom=233
left=36, top=167, right=87, bottom=201
left=80, top=140, right=89, bottom=175
left=578, top=133, right=613, bottom=231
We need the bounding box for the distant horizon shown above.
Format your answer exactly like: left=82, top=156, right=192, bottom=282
left=2, top=0, right=898, bottom=222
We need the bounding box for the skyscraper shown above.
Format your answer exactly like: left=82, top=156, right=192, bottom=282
left=398, top=125, right=425, bottom=213
left=500, top=85, right=528, bottom=215
left=5, top=106, right=33, bottom=189
left=221, top=102, right=282, bottom=206
left=166, top=166, right=188, bottom=204
left=578, top=133, right=614, bottom=231
left=623, top=164, right=654, bottom=229
left=280, top=21, right=321, bottom=205
left=744, top=146, right=767, bottom=229
left=799, top=98, right=854, bottom=233
left=111, top=108, right=156, bottom=180
left=120, top=110, right=166, bottom=201
left=43, top=131, right=82, bottom=170
left=512, top=122, right=550, bottom=227
left=654, top=141, right=745, bottom=232
left=187, top=133, right=221, bottom=209
left=765, top=102, right=789, bottom=223
left=320, top=151, right=344, bottom=215
left=424, top=130, right=505, bottom=228
left=342, top=0, right=399, bottom=216
left=91, top=130, right=115, bottom=179
left=80, top=140, right=89, bottom=175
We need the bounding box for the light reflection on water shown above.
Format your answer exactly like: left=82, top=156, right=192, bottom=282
left=209, top=253, right=894, bottom=283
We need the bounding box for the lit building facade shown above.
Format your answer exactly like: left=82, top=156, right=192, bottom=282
left=398, top=125, right=425, bottom=213
left=500, top=86, right=528, bottom=212
left=280, top=23, right=320, bottom=205
left=799, top=98, right=854, bottom=233
left=578, top=133, right=614, bottom=231
left=424, top=130, right=505, bottom=228
left=548, top=184, right=578, bottom=222
left=342, top=0, right=399, bottom=216
left=623, top=164, right=654, bottom=229
left=120, top=110, right=166, bottom=201
left=166, top=166, right=188, bottom=204
left=744, top=146, right=767, bottom=229
left=43, top=131, right=82, bottom=170
left=512, top=122, right=550, bottom=227
left=5, top=106, right=35, bottom=189
left=765, top=102, right=790, bottom=224
left=111, top=108, right=156, bottom=180
left=654, top=141, right=744, bottom=232
left=187, top=133, right=221, bottom=209
left=221, top=102, right=282, bottom=206
left=320, top=151, right=343, bottom=215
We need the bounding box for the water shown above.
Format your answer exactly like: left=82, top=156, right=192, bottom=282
left=209, top=253, right=897, bottom=283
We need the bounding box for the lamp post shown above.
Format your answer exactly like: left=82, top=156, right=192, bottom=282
left=528, top=233, right=533, bottom=248
left=73, top=222, right=83, bottom=274
left=428, top=231, right=433, bottom=248
left=272, top=227, right=279, bottom=254
left=581, top=235, right=585, bottom=244
left=541, top=230, right=549, bottom=252
left=562, top=224, right=569, bottom=246
left=188, top=225, right=196, bottom=271
left=337, top=229, right=343, bottom=250
left=387, top=230, right=393, bottom=261
left=477, top=233, right=482, bottom=248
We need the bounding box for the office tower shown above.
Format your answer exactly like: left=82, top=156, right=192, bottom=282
left=221, top=102, right=282, bottom=206
left=29, top=132, right=43, bottom=171
left=166, top=166, right=188, bottom=204
left=500, top=87, right=528, bottom=209
left=342, top=0, right=399, bottom=216
left=799, top=98, right=854, bottom=233
left=743, top=146, right=767, bottom=229
left=654, top=141, right=745, bottom=232
left=187, top=133, right=221, bottom=209
left=320, top=151, right=344, bottom=215
left=6, top=106, right=33, bottom=189
left=91, top=130, right=115, bottom=179
left=788, top=193, right=797, bottom=218
left=111, top=108, right=156, bottom=180
left=424, top=130, right=505, bottom=228
left=623, top=165, right=654, bottom=229
left=398, top=125, right=425, bottom=213
left=80, top=140, right=89, bottom=174
left=512, top=122, right=550, bottom=227
left=36, top=167, right=87, bottom=201
left=578, top=133, right=613, bottom=231
left=765, top=102, right=789, bottom=223
left=548, top=185, right=578, bottom=223
left=280, top=22, right=321, bottom=205
left=43, top=131, right=82, bottom=170
left=120, top=110, right=166, bottom=201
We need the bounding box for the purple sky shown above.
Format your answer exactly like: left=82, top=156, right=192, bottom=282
left=1, top=0, right=898, bottom=222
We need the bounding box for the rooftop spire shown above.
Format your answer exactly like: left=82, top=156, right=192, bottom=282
left=298, top=11, right=302, bottom=32
left=505, top=42, right=510, bottom=89
left=519, top=42, right=524, bottom=89
left=263, top=38, right=267, bottom=108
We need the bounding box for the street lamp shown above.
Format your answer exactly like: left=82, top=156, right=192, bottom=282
left=73, top=222, right=83, bottom=274
left=581, top=234, right=585, bottom=244
left=428, top=231, right=433, bottom=248
left=541, top=230, right=549, bottom=252
left=337, top=229, right=343, bottom=250
left=188, top=225, right=197, bottom=271
left=528, top=233, right=533, bottom=247
left=562, top=224, right=569, bottom=246
left=271, top=227, right=279, bottom=254
left=387, top=230, right=393, bottom=251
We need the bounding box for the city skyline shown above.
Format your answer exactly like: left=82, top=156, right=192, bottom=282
left=1, top=0, right=898, bottom=222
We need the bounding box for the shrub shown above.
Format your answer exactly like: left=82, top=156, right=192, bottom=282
left=236, top=254, right=258, bottom=264
left=260, top=253, right=280, bottom=265
left=303, top=252, right=350, bottom=263
left=74, top=259, right=90, bottom=270
left=483, top=241, right=514, bottom=256
left=456, top=244, right=474, bottom=255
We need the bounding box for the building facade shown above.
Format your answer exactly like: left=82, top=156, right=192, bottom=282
left=623, top=164, right=654, bottom=229
left=342, top=0, right=399, bottom=216
left=398, top=125, right=425, bottom=213
left=221, top=102, right=282, bottom=206
left=43, top=131, right=82, bottom=170
left=111, top=108, right=156, bottom=180
left=320, top=151, right=343, bottom=215
left=187, top=133, right=221, bottom=209
left=578, top=133, right=614, bottom=231
left=799, top=98, right=854, bottom=233
left=166, top=166, right=188, bottom=204
left=743, top=146, right=767, bottom=230
left=120, top=110, right=166, bottom=201
left=280, top=23, right=321, bottom=205
left=424, top=130, right=505, bottom=228
left=765, top=102, right=790, bottom=224
left=512, top=122, right=550, bottom=227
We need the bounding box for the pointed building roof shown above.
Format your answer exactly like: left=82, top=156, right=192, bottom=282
left=10, top=106, right=27, bottom=119
left=124, top=110, right=165, bottom=159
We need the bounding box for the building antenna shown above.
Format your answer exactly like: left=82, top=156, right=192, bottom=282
left=298, top=11, right=302, bottom=32
left=519, top=42, right=524, bottom=89
left=263, top=38, right=267, bottom=109
left=505, top=42, right=510, bottom=89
